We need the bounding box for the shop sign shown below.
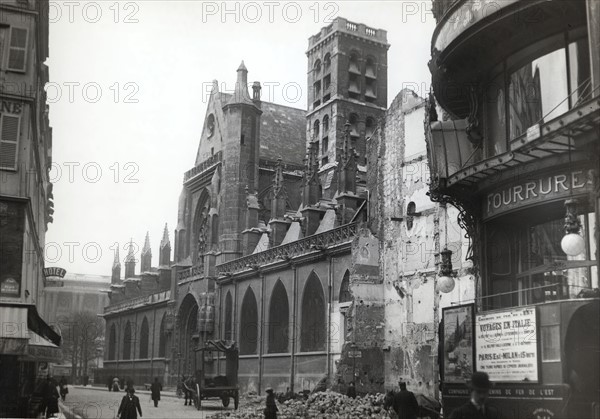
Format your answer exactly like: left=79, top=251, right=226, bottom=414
left=0, top=277, right=20, bottom=296
left=475, top=307, right=538, bottom=382
left=483, top=170, right=593, bottom=219
left=0, top=100, right=23, bottom=115
left=43, top=267, right=66, bottom=278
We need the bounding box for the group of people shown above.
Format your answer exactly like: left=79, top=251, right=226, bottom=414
left=37, top=375, right=69, bottom=418
left=383, top=372, right=497, bottom=419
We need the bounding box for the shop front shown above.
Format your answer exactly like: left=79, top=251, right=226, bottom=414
left=0, top=304, right=62, bottom=417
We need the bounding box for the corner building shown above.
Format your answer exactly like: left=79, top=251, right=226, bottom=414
left=0, top=1, right=62, bottom=417
left=426, top=1, right=599, bottom=417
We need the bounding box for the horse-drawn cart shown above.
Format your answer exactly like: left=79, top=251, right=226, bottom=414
left=192, top=340, right=240, bottom=410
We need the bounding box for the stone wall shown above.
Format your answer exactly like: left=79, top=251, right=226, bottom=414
left=371, top=89, right=476, bottom=397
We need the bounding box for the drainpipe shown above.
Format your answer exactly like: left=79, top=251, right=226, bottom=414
left=133, top=311, right=137, bottom=384
left=326, top=257, right=333, bottom=384
left=290, top=265, right=298, bottom=393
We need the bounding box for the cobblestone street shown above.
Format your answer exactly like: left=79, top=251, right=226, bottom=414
left=59, top=387, right=235, bottom=419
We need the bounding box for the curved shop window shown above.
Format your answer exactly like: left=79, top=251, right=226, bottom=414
left=484, top=29, right=591, bottom=158
left=483, top=201, right=597, bottom=310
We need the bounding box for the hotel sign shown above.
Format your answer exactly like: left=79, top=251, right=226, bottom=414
left=475, top=307, right=538, bottom=382
left=43, top=267, right=66, bottom=278
left=483, top=170, right=593, bottom=219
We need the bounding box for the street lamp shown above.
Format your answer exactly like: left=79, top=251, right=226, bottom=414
left=561, top=199, right=585, bottom=256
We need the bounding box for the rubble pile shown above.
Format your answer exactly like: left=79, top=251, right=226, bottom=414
left=209, top=390, right=394, bottom=418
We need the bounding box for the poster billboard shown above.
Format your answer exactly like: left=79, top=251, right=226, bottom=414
left=475, top=306, right=538, bottom=382
left=442, top=303, right=475, bottom=383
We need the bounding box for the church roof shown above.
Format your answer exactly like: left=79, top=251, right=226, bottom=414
left=220, top=92, right=306, bottom=166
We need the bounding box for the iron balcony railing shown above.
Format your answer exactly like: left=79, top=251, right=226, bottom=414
left=215, top=222, right=359, bottom=276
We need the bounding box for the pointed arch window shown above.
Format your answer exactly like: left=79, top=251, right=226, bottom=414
left=108, top=324, right=116, bottom=360
left=123, top=321, right=132, bottom=360
left=224, top=291, right=233, bottom=341
left=240, top=287, right=258, bottom=355
left=406, top=201, right=417, bottom=230
left=301, top=273, right=326, bottom=352
left=158, top=314, right=167, bottom=357
left=139, top=317, right=150, bottom=359
left=268, top=281, right=289, bottom=353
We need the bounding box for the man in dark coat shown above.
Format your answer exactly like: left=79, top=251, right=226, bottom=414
left=392, top=381, right=419, bottom=419
left=43, top=376, right=60, bottom=418
left=58, top=376, right=68, bottom=401
left=264, top=388, right=278, bottom=419
left=150, top=377, right=162, bottom=407
left=346, top=381, right=357, bottom=399
left=448, top=372, right=499, bottom=419
left=118, top=387, right=142, bottom=419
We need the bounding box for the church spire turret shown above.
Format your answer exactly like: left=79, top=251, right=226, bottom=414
left=124, top=238, right=136, bottom=278
left=159, top=223, right=171, bottom=267
left=227, top=60, right=254, bottom=106
left=141, top=232, right=152, bottom=273
left=111, top=247, right=121, bottom=284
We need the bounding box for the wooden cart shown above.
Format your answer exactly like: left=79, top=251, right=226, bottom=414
left=192, top=340, right=240, bottom=410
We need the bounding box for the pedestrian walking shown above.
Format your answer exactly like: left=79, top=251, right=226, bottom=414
left=448, top=372, right=499, bottom=419
left=118, top=387, right=143, bottom=419
left=183, top=375, right=195, bottom=406
left=392, top=382, right=419, bottom=419
left=113, top=377, right=120, bottom=392
left=58, top=376, right=68, bottom=401
left=43, top=376, right=60, bottom=418
left=108, top=376, right=113, bottom=391
left=150, top=377, right=162, bottom=407
left=346, top=381, right=357, bottom=399
left=264, top=388, right=278, bottom=419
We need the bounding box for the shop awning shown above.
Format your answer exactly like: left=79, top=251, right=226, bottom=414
left=23, top=330, right=62, bottom=363
left=0, top=304, right=61, bottom=358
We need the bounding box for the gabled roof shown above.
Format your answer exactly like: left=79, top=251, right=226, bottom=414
left=221, top=93, right=306, bottom=166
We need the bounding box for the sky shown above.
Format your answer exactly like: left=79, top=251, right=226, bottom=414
left=45, top=1, right=436, bottom=276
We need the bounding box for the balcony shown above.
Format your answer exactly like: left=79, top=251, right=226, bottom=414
left=177, top=261, right=205, bottom=282
left=183, top=151, right=222, bottom=183
left=215, top=222, right=359, bottom=276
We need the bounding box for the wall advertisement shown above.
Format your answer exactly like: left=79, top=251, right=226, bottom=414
left=475, top=306, right=538, bottom=382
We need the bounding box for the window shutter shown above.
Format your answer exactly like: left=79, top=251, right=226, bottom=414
left=0, top=114, right=20, bottom=170
left=8, top=27, right=27, bottom=72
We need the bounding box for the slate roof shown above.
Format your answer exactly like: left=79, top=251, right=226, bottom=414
left=221, top=93, right=306, bottom=166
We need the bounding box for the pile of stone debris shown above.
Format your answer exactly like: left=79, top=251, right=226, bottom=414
left=209, top=390, right=394, bottom=418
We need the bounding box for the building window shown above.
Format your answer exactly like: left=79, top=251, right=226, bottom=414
left=268, top=280, right=289, bottom=353
left=240, top=287, right=258, bottom=355
left=158, top=314, right=167, bottom=357
left=323, top=74, right=331, bottom=91
left=406, top=202, right=416, bottom=230
left=339, top=271, right=351, bottom=303
left=7, top=27, right=28, bottom=72
left=365, top=56, right=376, bottom=78
left=0, top=114, right=20, bottom=170
left=484, top=202, right=597, bottom=310
left=314, top=59, right=321, bottom=75
left=348, top=52, right=360, bottom=74
left=224, top=291, right=233, bottom=341
left=139, top=316, right=149, bottom=359
left=123, top=321, right=132, bottom=360
left=324, top=53, right=331, bottom=71
left=108, top=324, right=116, bottom=360
left=300, top=272, right=326, bottom=352
left=313, top=119, right=320, bottom=140
left=365, top=117, right=375, bottom=139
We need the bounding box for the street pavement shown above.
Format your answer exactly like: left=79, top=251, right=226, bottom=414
left=59, top=386, right=236, bottom=419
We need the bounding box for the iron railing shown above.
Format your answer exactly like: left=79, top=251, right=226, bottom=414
left=215, top=222, right=358, bottom=276
left=183, top=151, right=222, bottom=183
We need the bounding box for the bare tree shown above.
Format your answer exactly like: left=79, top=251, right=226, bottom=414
left=58, top=311, right=104, bottom=382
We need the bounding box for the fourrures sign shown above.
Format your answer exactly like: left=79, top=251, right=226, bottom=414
left=483, top=170, right=594, bottom=219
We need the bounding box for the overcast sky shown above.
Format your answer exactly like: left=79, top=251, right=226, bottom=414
left=45, top=1, right=436, bottom=277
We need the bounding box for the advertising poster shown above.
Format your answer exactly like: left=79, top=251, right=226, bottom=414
left=442, top=304, right=475, bottom=382
left=475, top=306, right=538, bottom=382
